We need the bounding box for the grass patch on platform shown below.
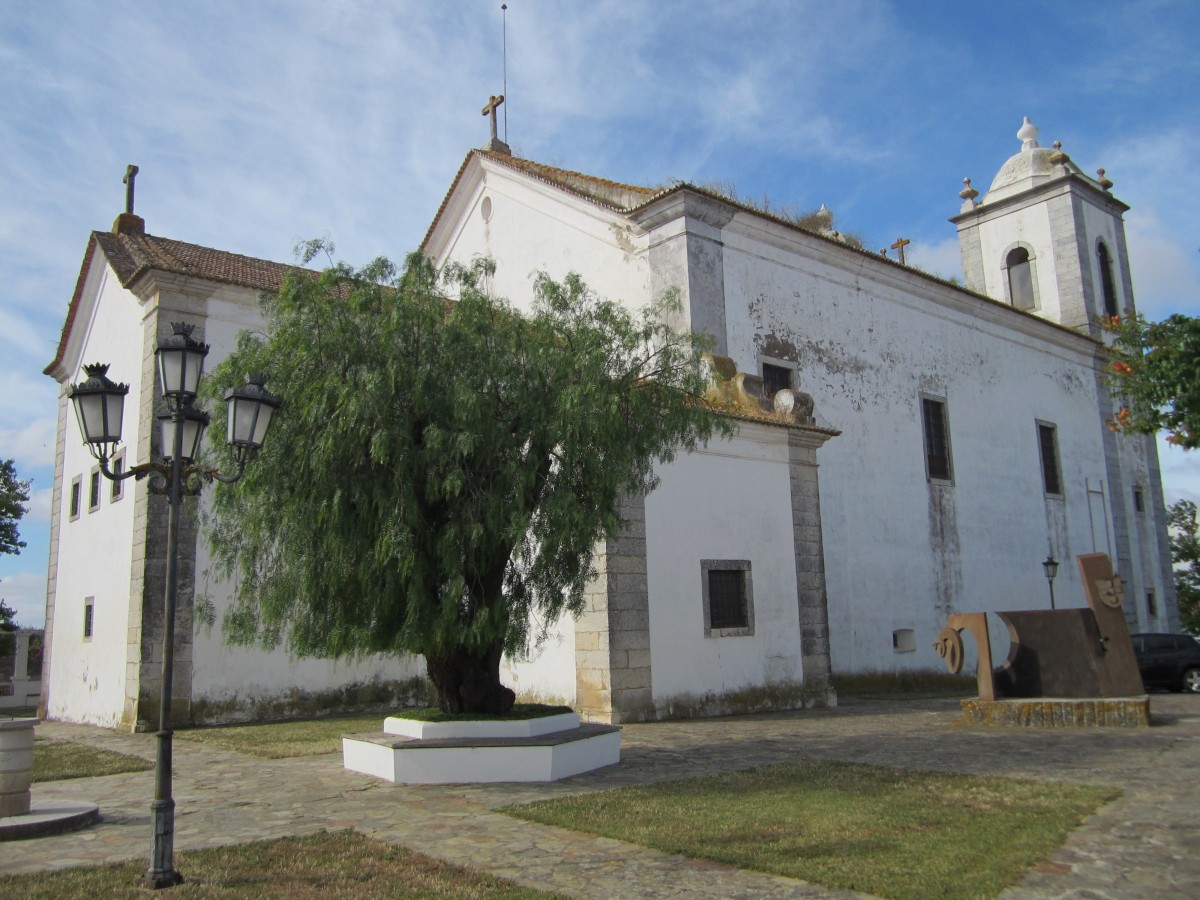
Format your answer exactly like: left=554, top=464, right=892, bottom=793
left=32, top=738, right=154, bottom=782
left=0, top=829, right=555, bottom=899
left=175, top=713, right=388, bottom=759
left=833, top=670, right=975, bottom=698
left=504, top=759, right=1116, bottom=900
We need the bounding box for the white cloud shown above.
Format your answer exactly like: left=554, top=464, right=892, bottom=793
left=0, top=418, right=57, bottom=471
left=908, top=237, right=963, bottom=283
left=25, top=487, right=54, bottom=526
left=0, top=569, right=46, bottom=630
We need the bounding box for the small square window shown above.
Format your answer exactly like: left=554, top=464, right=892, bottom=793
left=69, top=476, right=82, bottom=521
left=762, top=363, right=793, bottom=397
left=88, top=468, right=101, bottom=513
left=111, top=451, right=126, bottom=502
left=701, top=560, right=754, bottom=637
left=83, top=597, right=95, bottom=640
left=1037, top=422, right=1063, bottom=496
left=893, top=629, right=916, bottom=653
left=920, top=395, right=953, bottom=483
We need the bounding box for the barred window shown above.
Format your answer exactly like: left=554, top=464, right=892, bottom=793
left=921, top=396, right=953, bottom=483
left=701, top=560, right=754, bottom=636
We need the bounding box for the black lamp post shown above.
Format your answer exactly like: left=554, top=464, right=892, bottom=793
left=1043, top=555, right=1059, bottom=610
left=68, top=322, right=281, bottom=889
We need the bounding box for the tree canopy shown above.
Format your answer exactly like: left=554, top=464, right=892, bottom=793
left=1101, top=313, right=1200, bottom=449
left=0, top=458, right=31, bottom=556
left=1168, top=499, right=1200, bottom=634
left=203, top=249, right=728, bottom=712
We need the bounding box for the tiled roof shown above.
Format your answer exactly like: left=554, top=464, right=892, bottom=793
left=45, top=231, right=296, bottom=377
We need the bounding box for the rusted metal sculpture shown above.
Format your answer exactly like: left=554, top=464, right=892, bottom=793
left=935, top=553, right=1144, bottom=700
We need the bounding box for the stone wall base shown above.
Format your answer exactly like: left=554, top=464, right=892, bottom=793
left=961, top=696, right=1150, bottom=728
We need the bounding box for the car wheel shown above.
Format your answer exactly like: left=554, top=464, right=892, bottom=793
left=1184, top=668, right=1200, bottom=694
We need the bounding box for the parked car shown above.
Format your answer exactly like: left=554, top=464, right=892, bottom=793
left=1130, top=633, right=1200, bottom=693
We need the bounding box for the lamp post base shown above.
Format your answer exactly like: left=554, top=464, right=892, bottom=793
left=139, top=797, right=183, bottom=889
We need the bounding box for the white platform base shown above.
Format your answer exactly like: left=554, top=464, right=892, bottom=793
left=343, top=715, right=620, bottom=784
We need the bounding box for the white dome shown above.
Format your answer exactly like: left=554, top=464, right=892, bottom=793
left=983, top=117, right=1068, bottom=202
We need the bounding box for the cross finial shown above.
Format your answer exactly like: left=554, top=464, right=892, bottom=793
left=123, top=164, right=140, bottom=215
left=890, top=236, right=911, bottom=266
left=481, top=95, right=511, bottom=154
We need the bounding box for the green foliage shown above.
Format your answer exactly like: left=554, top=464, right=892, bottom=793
left=1101, top=313, right=1200, bottom=449
left=0, top=458, right=31, bottom=555
left=0, top=597, right=16, bottom=658
left=203, top=248, right=727, bottom=709
left=1168, top=499, right=1200, bottom=633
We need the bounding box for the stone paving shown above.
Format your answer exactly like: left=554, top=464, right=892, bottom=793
left=3, top=694, right=1199, bottom=898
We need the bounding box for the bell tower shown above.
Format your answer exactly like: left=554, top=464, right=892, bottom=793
left=952, top=117, right=1134, bottom=336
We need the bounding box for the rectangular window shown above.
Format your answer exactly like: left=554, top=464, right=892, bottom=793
left=1038, top=422, right=1062, bottom=496
left=88, top=468, right=101, bottom=512
left=893, top=629, right=916, bottom=653
left=921, top=396, right=953, bottom=482
left=69, top=476, right=82, bottom=521
left=1133, top=486, right=1144, bottom=514
left=1146, top=591, right=1157, bottom=618
left=111, top=452, right=126, bottom=501
left=762, top=363, right=793, bottom=397
left=701, top=559, right=754, bottom=637
left=83, top=597, right=95, bottom=640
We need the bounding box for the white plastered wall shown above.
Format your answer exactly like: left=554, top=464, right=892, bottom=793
left=644, top=424, right=803, bottom=700
left=47, top=263, right=146, bottom=727
left=717, top=216, right=1113, bottom=674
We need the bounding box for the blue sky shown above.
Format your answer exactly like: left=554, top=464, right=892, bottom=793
left=2, top=1, right=1198, bottom=628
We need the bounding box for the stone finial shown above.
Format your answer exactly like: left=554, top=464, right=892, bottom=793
left=1048, top=140, right=1070, bottom=168
left=1096, top=168, right=1114, bottom=191
left=959, top=177, right=979, bottom=201
left=1017, top=116, right=1039, bottom=151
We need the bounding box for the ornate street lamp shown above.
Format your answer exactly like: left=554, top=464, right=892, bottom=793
left=1043, top=555, right=1059, bottom=610
left=68, top=322, right=281, bottom=889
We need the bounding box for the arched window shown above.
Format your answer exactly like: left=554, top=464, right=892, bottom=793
left=1097, top=242, right=1119, bottom=318
left=1006, top=247, right=1035, bottom=310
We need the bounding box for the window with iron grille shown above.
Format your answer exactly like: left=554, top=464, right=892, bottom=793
left=89, top=468, right=101, bottom=512
left=69, top=476, right=81, bottom=521
left=111, top=451, right=126, bottom=501
left=762, top=363, right=793, bottom=397
left=920, top=396, right=953, bottom=482
left=83, top=597, right=94, bottom=640
left=701, top=560, right=754, bottom=636
left=1037, top=422, right=1062, bottom=496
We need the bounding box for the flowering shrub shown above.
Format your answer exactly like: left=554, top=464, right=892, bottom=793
left=1100, top=313, right=1199, bottom=450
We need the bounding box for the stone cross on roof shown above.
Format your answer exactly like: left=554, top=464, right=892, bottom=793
left=123, top=164, right=140, bottom=215
left=890, top=236, right=910, bottom=266
left=481, top=94, right=511, bottom=155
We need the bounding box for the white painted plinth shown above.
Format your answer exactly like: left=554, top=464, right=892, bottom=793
left=383, top=711, right=580, bottom=740
left=343, top=716, right=620, bottom=784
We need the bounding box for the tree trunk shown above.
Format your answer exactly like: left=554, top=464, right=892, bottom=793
left=424, top=639, right=516, bottom=714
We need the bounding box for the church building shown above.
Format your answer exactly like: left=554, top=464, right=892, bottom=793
left=40, top=118, right=1178, bottom=729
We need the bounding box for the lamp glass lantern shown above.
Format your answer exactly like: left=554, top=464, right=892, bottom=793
left=68, top=364, right=130, bottom=461
left=1042, top=556, right=1059, bottom=582
left=157, top=405, right=211, bottom=463
left=225, top=375, right=283, bottom=459
left=156, top=322, right=210, bottom=400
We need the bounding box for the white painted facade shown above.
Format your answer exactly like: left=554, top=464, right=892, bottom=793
left=423, top=120, right=1177, bottom=713
left=42, top=118, right=1178, bottom=727
left=43, top=234, right=423, bottom=729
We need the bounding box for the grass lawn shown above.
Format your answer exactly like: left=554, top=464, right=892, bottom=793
left=504, top=759, right=1117, bottom=900
left=0, top=830, right=556, bottom=899
left=174, top=705, right=574, bottom=758
left=174, top=713, right=388, bottom=758
left=33, top=738, right=154, bottom=782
